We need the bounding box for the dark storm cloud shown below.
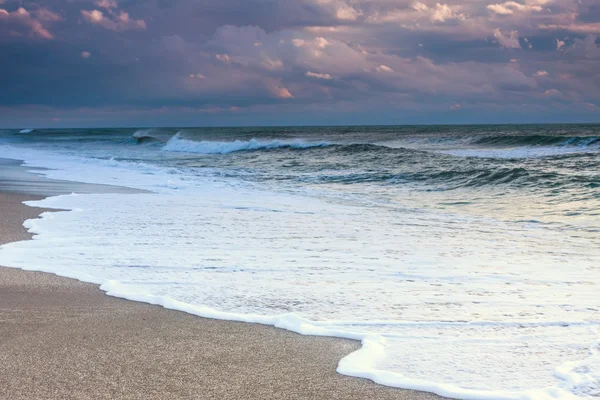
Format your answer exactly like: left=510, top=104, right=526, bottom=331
left=0, top=0, right=599, bottom=126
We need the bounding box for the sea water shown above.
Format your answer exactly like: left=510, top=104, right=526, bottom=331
left=0, top=125, right=599, bottom=399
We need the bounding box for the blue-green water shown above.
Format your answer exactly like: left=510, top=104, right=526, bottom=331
left=2, top=125, right=599, bottom=236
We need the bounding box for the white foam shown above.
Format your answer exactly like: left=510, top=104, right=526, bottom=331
left=19, top=129, right=34, bottom=134
left=0, top=144, right=599, bottom=400
left=163, top=133, right=330, bottom=154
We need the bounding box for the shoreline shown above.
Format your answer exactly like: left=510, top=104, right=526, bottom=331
left=0, top=158, right=445, bottom=400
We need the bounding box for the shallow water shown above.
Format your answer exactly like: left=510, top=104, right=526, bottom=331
left=0, top=125, right=599, bottom=399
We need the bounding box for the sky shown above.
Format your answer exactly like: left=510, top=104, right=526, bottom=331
left=0, top=0, right=599, bottom=127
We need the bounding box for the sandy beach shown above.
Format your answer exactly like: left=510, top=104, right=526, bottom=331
left=0, top=159, right=445, bottom=400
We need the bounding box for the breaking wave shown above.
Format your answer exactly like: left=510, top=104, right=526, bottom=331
left=132, top=129, right=167, bottom=144
left=19, top=129, right=34, bottom=134
left=132, top=129, right=153, bottom=139
left=162, top=133, right=331, bottom=154
left=155, top=132, right=600, bottom=158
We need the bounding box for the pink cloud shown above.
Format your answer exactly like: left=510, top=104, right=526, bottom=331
left=82, top=9, right=103, bottom=23
left=306, top=71, right=333, bottom=79
left=376, top=64, right=394, bottom=73
left=0, top=7, right=56, bottom=39
left=487, top=2, right=543, bottom=15
left=430, top=3, right=466, bottom=23
left=267, top=81, right=294, bottom=99
left=406, top=2, right=467, bottom=23
left=81, top=8, right=146, bottom=31
left=540, top=23, right=600, bottom=34
left=202, top=24, right=540, bottom=103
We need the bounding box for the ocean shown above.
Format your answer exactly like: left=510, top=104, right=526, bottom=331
left=0, top=125, right=598, bottom=399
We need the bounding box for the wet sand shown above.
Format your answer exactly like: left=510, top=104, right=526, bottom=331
left=0, top=159, right=445, bottom=400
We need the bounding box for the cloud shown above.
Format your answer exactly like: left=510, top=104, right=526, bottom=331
left=195, top=24, right=539, bottom=100
left=412, top=2, right=466, bottom=23
left=293, top=37, right=330, bottom=49
left=430, top=3, right=465, bottom=22
left=366, top=2, right=467, bottom=26
left=543, top=88, right=563, bottom=97
left=197, top=106, right=240, bottom=113
left=567, top=35, right=600, bottom=59
left=376, top=64, right=394, bottom=73
left=81, top=8, right=146, bottom=31
left=81, top=51, right=91, bottom=58
left=292, top=39, right=305, bottom=47
left=262, top=57, right=284, bottom=70
left=267, top=81, right=294, bottom=99
left=96, top=0, right=118, bottom=10
left=2, top=0, right=600, bottom=125
left=306, top=71, right=333, bottom=79
left=494, top=29, right=521, bottom=49
left=0, top=7, right=57, bottom=39
left=539, top=23, right=600, bottom=34
left=159, top=35, right=186, bottom=53
left=526, top=0, right=552, bottom=4
left=34, top=9, right=63, bottom=22
left=82, top=9, right=103, bottom=23
left=487, top=1, right=543, bottom=15
left=313, top=0, right=361, bottom=21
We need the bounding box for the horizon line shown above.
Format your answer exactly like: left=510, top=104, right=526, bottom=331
left=4, top=121, right=600, bottom=130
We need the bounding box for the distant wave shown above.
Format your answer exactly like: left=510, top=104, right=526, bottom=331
left=440, top=147, right=598, bottom=159
left=332, top=143, right=429, bottom=155
left=19, top=129, right=34, bottom=134
left=441, top=135, right=599, bottom=159
left=158, top=133, right=600, bottom=157
left=162, top=133, right=331, bottom=154
left=132, top=129, right=166, bottom=144
left=472, top=135, right=599, bottom=148
left=132, top=129, right=153, bottom=139
left=380, top=134, right=600, bottom=160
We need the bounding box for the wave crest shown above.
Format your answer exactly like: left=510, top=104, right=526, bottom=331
left=132, top=129, right=154, bottom=139
left=132, top=129, right=169, bottom=144
left=162, top=134, right=330, bottom=154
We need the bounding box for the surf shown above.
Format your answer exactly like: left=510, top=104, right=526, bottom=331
left=162, top=133, right=331, bottom=154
